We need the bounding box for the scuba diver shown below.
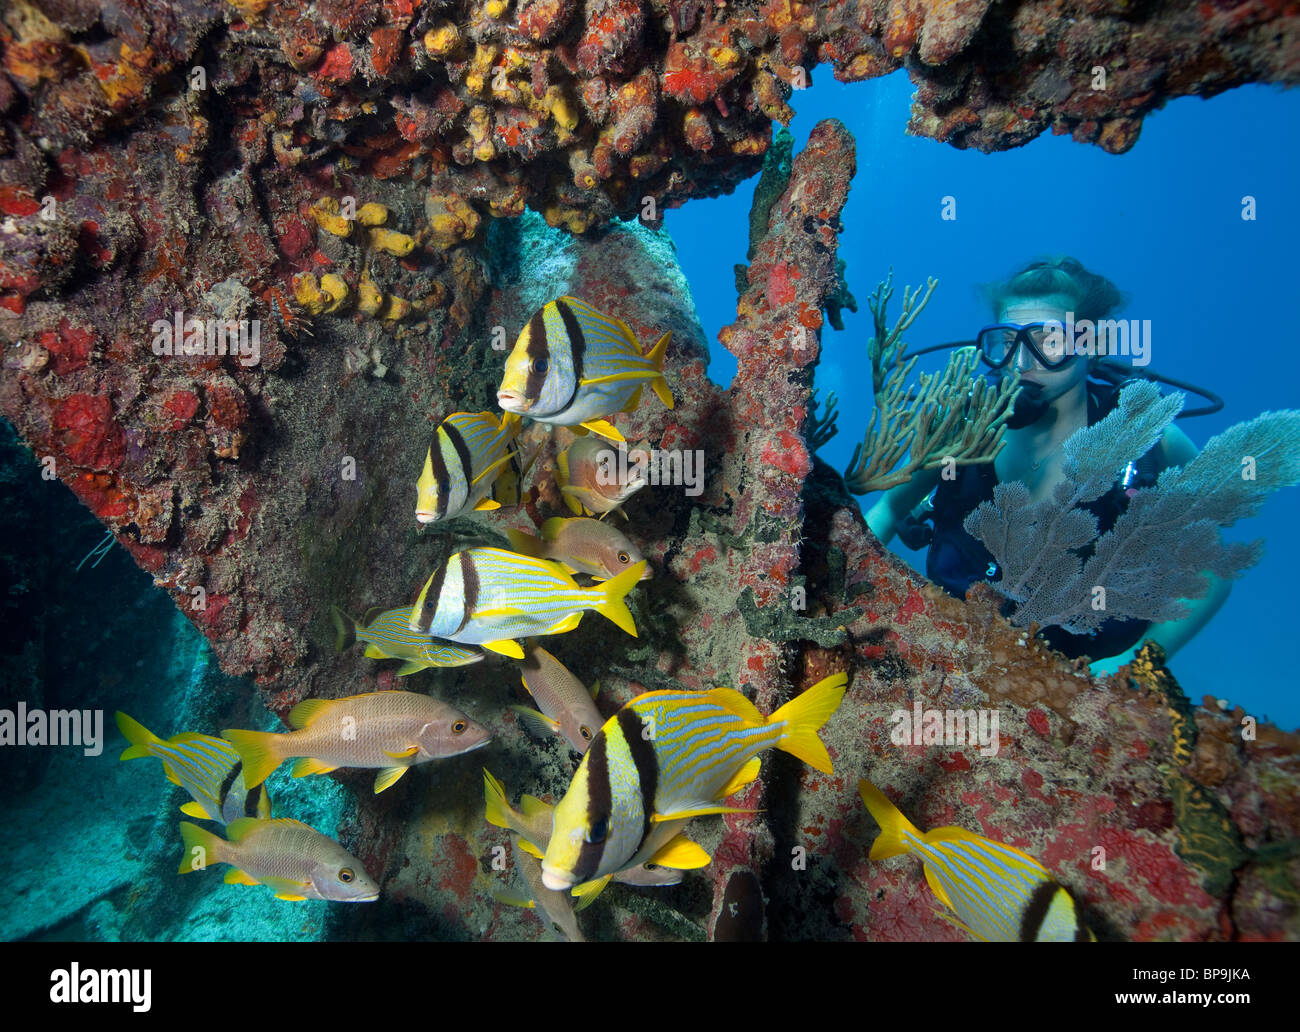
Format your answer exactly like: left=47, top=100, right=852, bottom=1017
left=865, top=257, right=1232, bottom=676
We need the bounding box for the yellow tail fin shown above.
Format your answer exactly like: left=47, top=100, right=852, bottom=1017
left=178, top=821, right=224, bottom=875
left=115, top=711, right=161, bottom=761
left=769, top=672, right=848, bottom=774
left=593, top=559, right=646, bottom=636
left=330, top=607, right=356, bottom=653
left=483, top=769, right=522, bottom=834
left=221, top=729, right=283, bottom=788
left=857, top=778, right=924, bottom=861
left=645, top=331, right=674, bottom=409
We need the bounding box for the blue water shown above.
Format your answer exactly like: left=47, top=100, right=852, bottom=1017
left=666, top=73, right=1300, bottom=731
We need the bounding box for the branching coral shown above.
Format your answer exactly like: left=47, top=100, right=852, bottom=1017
left=843, top=271, right=1019, bottom=494
left=963, top=380, right=1300, bottom=633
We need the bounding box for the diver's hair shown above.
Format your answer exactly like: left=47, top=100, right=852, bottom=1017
left=982, top=256, right=1126, bottom=324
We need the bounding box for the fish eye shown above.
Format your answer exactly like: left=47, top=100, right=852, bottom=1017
left=579, top=725, right=592, bottom=741
left=424, top=598, right=434, bottom=611
left=339, top=867, right=355, bottom=883
left=587, top=818, right=608, bottom=844
left=452, top=720, right=467, bottom=734
left=531, top=358, right=548, bottom=374
left=644, top=863, right=659, bottom=871
left=617, top=551, right=630, bottom=564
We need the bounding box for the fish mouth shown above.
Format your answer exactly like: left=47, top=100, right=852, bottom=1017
left=353, top=891, right=381, bottom=903
left=415, top=511, right=436, bottom=524
left=497, top=390, right=530, bottom=412
left=541, top=865, right=576, bottom=892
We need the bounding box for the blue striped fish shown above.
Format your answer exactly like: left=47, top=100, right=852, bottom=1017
left=540, top=672, right=848, bottom=891
left=496, top=296, right=673, bottom=442
left=857, top=778, right=1095, bottom=942
left=416, top=410, right=522, bottom=524
left=407, top=547, right=646, bottom=659
left=115, top=712, right=271, bottom=825
left=332, top=605, right=483, bottom=675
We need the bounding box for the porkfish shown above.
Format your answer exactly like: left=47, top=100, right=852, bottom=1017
left=407, top=547, right=646, bottom=659
left=415, top=410, right=522, bottom=524
left=332, top=605, right=484, bottom=675
left=541, top=672, right=849, bottom=891
left=496, top=296, right=673, bottom=442
left=223, top=690, right=491, bottom=794
left=857, top=778, right=1095, bottom=942
left=116, top=712, right=271, bottom=824
left=554, top=437, right=648, bottom=519
left=506, top=517, right=651, bottom=583
left=178, top=817, right=379, bottom=902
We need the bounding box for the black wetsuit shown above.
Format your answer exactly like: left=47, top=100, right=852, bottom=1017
left=925, top=381, right=1161, bottom=661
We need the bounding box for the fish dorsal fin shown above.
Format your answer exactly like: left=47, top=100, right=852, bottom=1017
left=517, top=837, right=544, bottom=860
left=704, top=687, right=765, bottom=726
left=649, top=835, right=711, bottom=870
left=361, top=606, right=386, bottom=627
left=510, top=705, right=561, bottom=738
left=578, top=419, right=626, bottom=443
left=287, top=698, right=332, bottom=729
left=519, top=794, right=554, bottom=820
left=483, top=639, right=526, bottom=659
left=716, top=756, right=762, bottom=800
left=224, top=817, right=264, bottom=843
left=540, top=516, right=567, bottom=540
left=923, top=862, right=957, bottom=913
left=180, top=801, right=209, bottom=819
left=651, top=803, right=757, bottom=821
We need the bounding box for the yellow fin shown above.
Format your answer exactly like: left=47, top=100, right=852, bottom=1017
left=554, top=449, right=570, bottom=489
left=274, top=893, right=308, bottom=902
left=519, top=794, right=553, bottom=820
left=769, top=672, right=848, bottom=775
left=923, top=862, right=957, bottom=913
left=593, top=559, right=645, bottom=637
left=291, top=757, right=338, bottom=778
left=473, top=499, right=502, bottom=511
left=163, top=767, right=182, bottom=787
left=115, top=711, right=162, bottom=761
left=704, top=687, right=765, bottom=726
left=506, top=528, right=544, bottom=557
left=287, top=698, right=333, bottom=729
left=931, top=902, right=985, bottom=941
left=483, top=769, right=516, bottom=831
left=858, top=778, right=924, bottom=861
left=180, top=801, right=209, bottom=819
left=224, top=868, right=260, bottom=885
left=395, top=660, right=429, bottom=676
left=493, top=888, right=536, bottom=909
left=177, top=821, right=223, bottom=874
left=483, top=639, right=525, bottom=659
left=544, top=611, right=583, bottom=635
left=383, top=745, right=419, bottom=759
left=517, top=838, right=544, bottom=860
left=510, top=705, right=561, bottom=738
left=363, top=644, right=388, bottom=659
left=570, top=875, right=611, bottom=902
left=221, top=729, right=282, bottom=788
left=645, top=331, right=674, bottom=408
left=716, top=756, right=762, bottom=800
left=540, top=516, right=568, bottom=541
left=652, top=804, right=757, bottom=821
left=622, top=384, right=644, bottom=413
left=331, top=607, right=356, bottom=653
left=470, top=451, right=516, bottom=488
left=649, top=835, right=711, bottom=870
left=578, top=419, right=625, bottom=442
left=374, top=766, right=409, bottom=793
left=578, top=370, right=661, bottom=386
left=589, top=678, right=600, bottom=700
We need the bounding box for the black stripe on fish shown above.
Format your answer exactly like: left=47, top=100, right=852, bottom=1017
left=454, top=551, right=479, bottom=636
left=577, top=730, right=612, bottom=882
left=417, top=561, right=448, bottom=633
left=244, top=782, right=263, bottom=818
left=441, top=420, right=474, bottom=508
left=554, top=298, right=586, bottom=408
left=524, top=308, right=550, bottom=403
left=219, top=760, right=241, bottom=809
left=617, top=706, right=657, bottom=859
left=429, top=429, right=452, bottom=521
left=1019, top=879, right=1061, bottom=941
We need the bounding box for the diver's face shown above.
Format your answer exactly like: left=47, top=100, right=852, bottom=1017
left=998, top=297, right=1089, bottom=401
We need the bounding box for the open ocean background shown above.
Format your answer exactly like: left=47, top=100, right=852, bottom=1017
left=666, top=71, right=1300, bottom=731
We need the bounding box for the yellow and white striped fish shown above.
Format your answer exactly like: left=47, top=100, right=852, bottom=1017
left=178, top=818, right=379, bottom=902
left=857, top=778, right=1095, bottom=942
left=115, top=712, right=271, bottom=825
left=540, top=672, right=849, bottom=891
left=415, top=410, right=522, bottom=524
left=496, top=296, right=673, bottom=442
left=407, top=547, right=646, bottom=659
left=332, top=605, right=483, bottom=675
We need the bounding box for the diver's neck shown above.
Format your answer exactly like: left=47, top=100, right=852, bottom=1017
left=1000, top=383, right=1089, bottom=484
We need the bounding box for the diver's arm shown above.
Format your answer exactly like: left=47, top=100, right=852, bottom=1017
left=865, top=468, right=942, bottom=546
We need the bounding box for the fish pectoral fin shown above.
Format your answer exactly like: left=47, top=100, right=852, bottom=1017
left=715, top=757, right=763, bottom=800
left=923, top=863, right=958, bottom=913
left=179, top=801, right=209, bottom=819
left=492, top=888, right=536, bottom=909
left=570, top=875, right=612, bottom=906
left=509, top=705, right=561, bottom=738
left=652, top=804, right=759, bottom=821
left=363, top=644, right=388, bottom=659
left=473, top=499, right=502, bottom=511
left=291, top=757, right=338, bottom=778
left=649, top=835, right=711, bottom=870
left=383, top=745, right=420, bottom=759
left=577, top=419, right=626, bottom=443
left=395, top=660, right=429, bottom=676
left=482, top=639, right=525, bottom=659
left=223, top=868, right=260, bottom=886
left=516, top=838, right=544, bottom=860
left=374, top=766, right=410, bottom=793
